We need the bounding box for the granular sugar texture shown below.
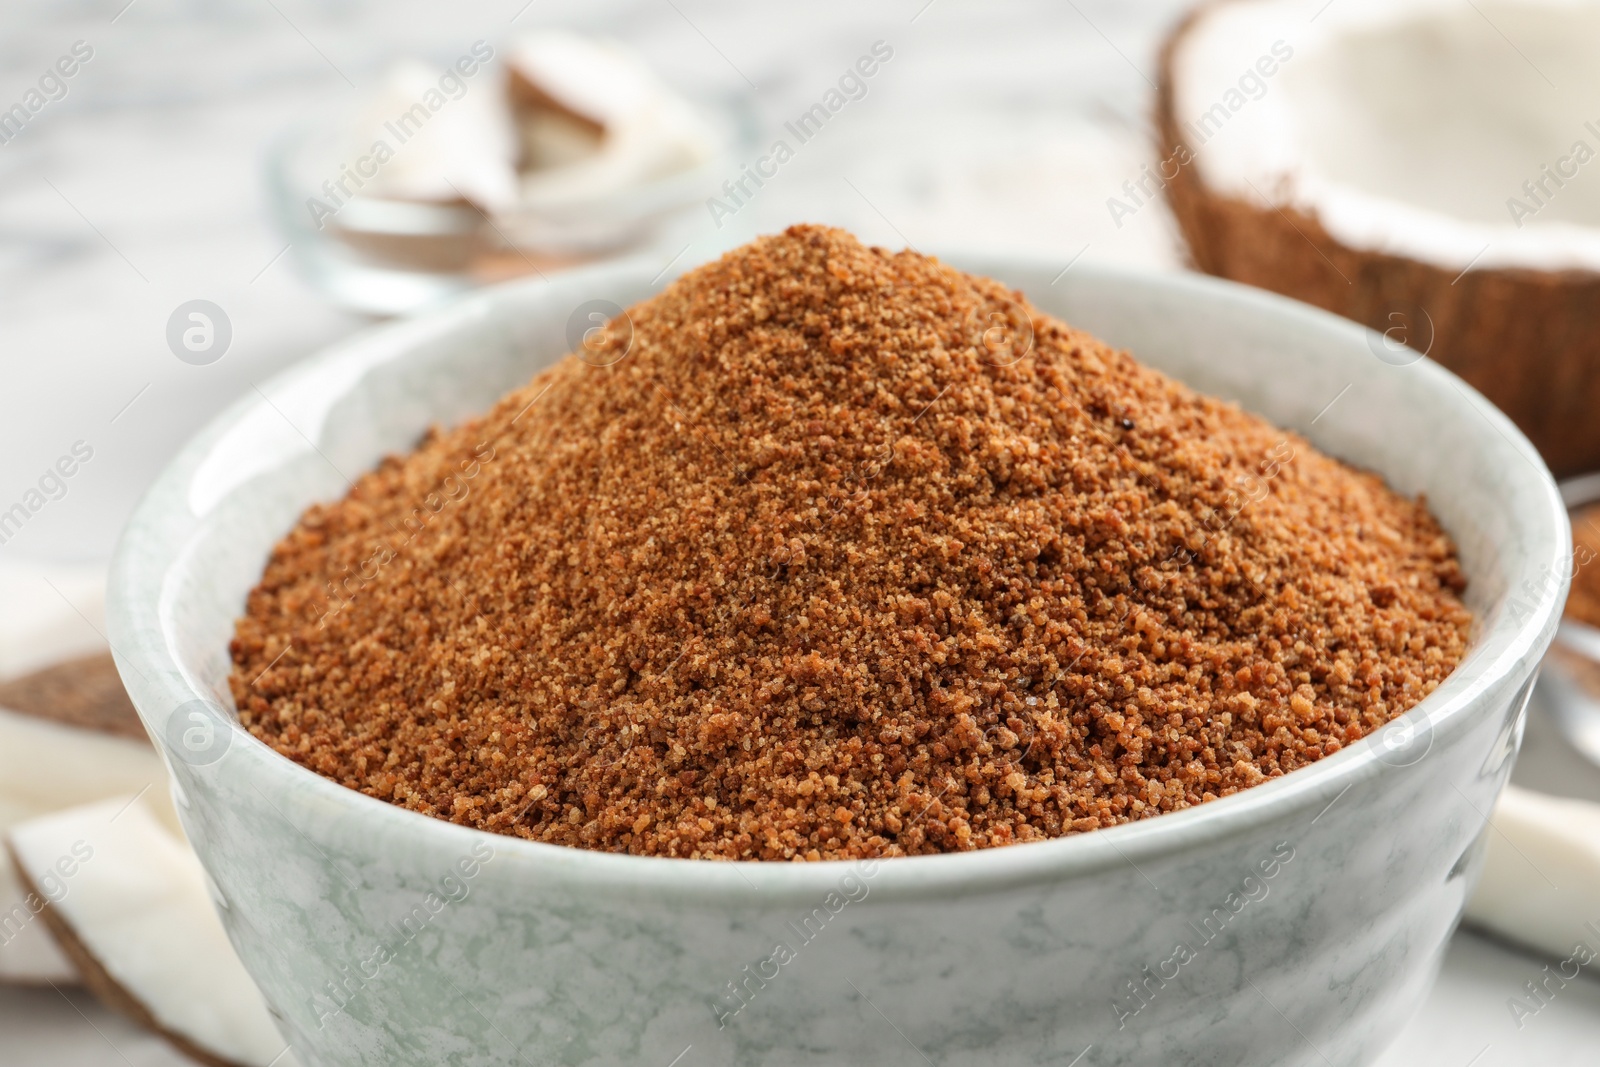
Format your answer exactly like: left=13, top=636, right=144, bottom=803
left=230, top=225, right=1472, bottom=860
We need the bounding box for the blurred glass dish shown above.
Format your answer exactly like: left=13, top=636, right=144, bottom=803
left=1536, top=471, right=1600, bottom=765
left=265, top=35, right=751, bottom=315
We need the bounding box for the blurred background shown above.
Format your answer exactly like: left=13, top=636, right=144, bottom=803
left=2, top=0, right=1598, bottom=1063
left=0, top=0, right=1183, bottom=570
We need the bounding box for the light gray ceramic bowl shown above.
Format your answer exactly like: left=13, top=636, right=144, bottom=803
left=108, top=254, right=1568, bottom=1067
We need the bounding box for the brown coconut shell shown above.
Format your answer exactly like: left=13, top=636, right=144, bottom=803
left=0, top=652, right=146, bottom=741
left=6, top=846, right=247, bottom=1067
left=1156, top=2, right=1600, bottom=477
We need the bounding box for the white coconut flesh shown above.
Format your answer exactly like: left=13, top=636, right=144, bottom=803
left=0, top=706, right=174, bottom=821
left=0, top=796, right=76, bottom=983
left=345, top=59, right=521, bottom=213
left=7, top=796, right=294, bottom=1067
left=332, top=32, right=715, bottom=222
left=1172, top=0, right=1600, bottom=271
left=0, top=707, right=179, bottom=983
left=506, top=32, right=716, bottom=208
left=0, top=560, right=107, bottom=679
left=1464, top=785, right=1600, bottom=960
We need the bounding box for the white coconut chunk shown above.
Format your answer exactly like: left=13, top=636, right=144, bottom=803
left=0, top=706, right=174, bottom=828
left=0, top=861, right=76, bottom=983
left=506, top=32, right=716, bottom=210
left=1465, top=784, right=1600, bottom=960
left=7, top=796, right=295, bottom=1067
left=344, top=59, right=521, bottom=212
left=1173, top=0, right=1600, bottom=271
left=508, top=31, right=670, bottom=131
left=0, top=560, right=107, bottom=680
left=0, top=796, right=76, bottom=983
left=0, top=708, right=180, bottom=984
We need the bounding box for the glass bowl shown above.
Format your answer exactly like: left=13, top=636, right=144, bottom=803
left=264, top=92, right=755, bottom=316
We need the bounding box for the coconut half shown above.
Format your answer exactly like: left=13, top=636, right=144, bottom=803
left=1158, top=0, right=1600, bottom=475
left=7, top=796, right=295, bottom=1067
left=0, top=652, right=177, bottom=984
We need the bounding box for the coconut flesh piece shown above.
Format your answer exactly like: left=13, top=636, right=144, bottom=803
left=0, top=795, right=74, bottom=983
left=7, top=796, right=295, bottom=1067
left=0, top=713, right=175, bottom=991
left=1171, top=0, right=1600, bottom=272
left=0, top=704, right=176, bottom=827
left=0, top=659, right=178, bottom=985
left=1464, top=784, right=1600, bottom=962
left=341, top=58, right=522, bottom=213
left=0, top=559, right=107, bottom=679
left=505, top=32, right=716, bottom=209
left=336, top=32, right=713, bottom=220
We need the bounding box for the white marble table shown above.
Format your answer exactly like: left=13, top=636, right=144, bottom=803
left=1, top=0, right=1595, bottom=1063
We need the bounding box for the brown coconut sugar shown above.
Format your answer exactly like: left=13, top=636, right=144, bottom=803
left=229, top=224, right=1472, bottom=861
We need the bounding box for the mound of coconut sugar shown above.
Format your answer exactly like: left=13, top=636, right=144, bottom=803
left=230, top=225, right=1471, bottom=860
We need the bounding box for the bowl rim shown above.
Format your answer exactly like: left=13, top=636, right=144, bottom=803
left=107, top=253, right=1570, bottom=901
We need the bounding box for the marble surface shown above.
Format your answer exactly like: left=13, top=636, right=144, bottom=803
left=2, top=0, right=1597, bottom=1063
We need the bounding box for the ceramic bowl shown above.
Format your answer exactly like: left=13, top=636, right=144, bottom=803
left=108, top=255, right=1568, bottom=1067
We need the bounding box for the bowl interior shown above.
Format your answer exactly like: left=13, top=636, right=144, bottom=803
left=112, top=252, right=1570, bottom=887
